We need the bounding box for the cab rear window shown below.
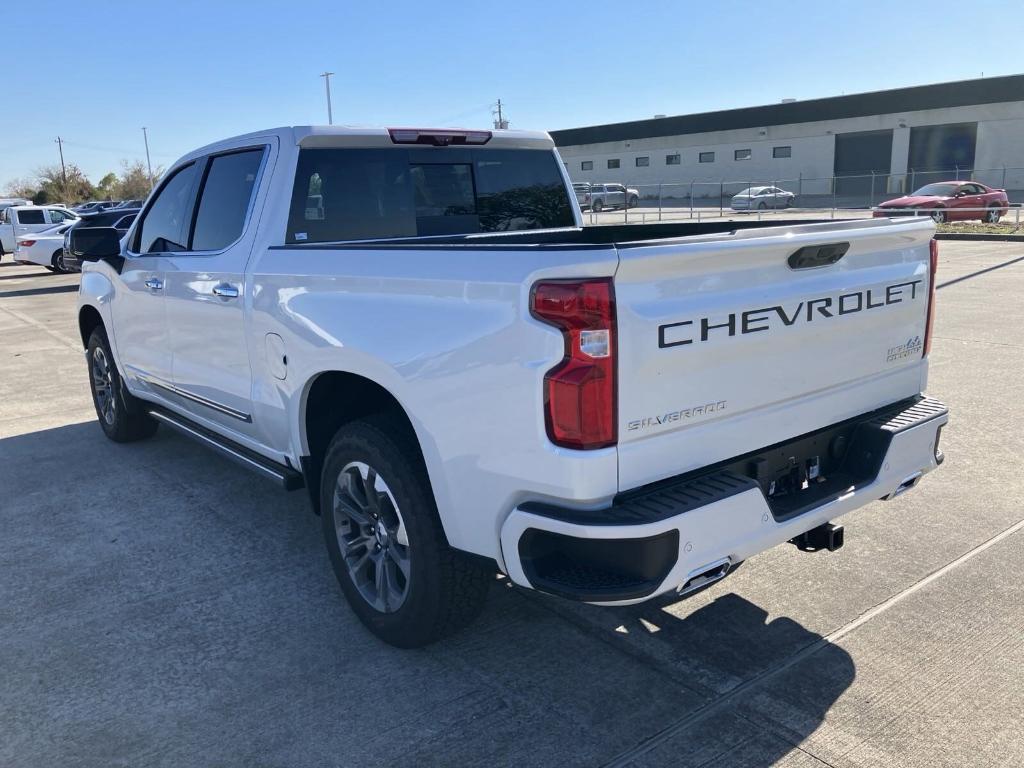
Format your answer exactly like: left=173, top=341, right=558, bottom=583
left=286, top=147, right=573, bottom=243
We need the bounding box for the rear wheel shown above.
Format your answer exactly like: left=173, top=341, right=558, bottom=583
left=50, top=250, right=66, bottom=273
left=320, top=416, right=491, bottom=647
left=757, top=201, right=767, bottom=210
left=985, top=206, right=1001, bottom=223
left=628, top=195, right=639, bottom=208
left=592, top=199, right=604, bottom=213
left=87, top=327, right=159, bottom=442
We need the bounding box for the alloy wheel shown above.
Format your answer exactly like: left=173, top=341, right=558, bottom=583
left=333, top=461, right=411, bottom=613
left=91, top=347, right=116, bottom=425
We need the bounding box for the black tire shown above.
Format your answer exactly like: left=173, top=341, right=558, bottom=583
left=51, top=250, right=66, bottom=274
left=930, top=208, right=946, bottom=223
left=757, top=201, right=767, bottom=210
left=592, top=199, right=603, bottom=213
left=628, top=196, right=639, bottom=208
left=787, top=196, right=795, bottom=208
left=86, top=327, right=159, bottom=442
left=984, top=206, right=1001, bottom=223
left=320, top=416, right=491, bottom=647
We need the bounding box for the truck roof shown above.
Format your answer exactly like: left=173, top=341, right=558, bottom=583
left=178, top=126, right=556, bottom=166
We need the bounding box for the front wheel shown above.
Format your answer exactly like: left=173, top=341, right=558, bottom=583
left=87, top=327, right=159, bottom=442
left=628, top=196, right=639, bottom=208
left=930, top=208, right=947, bottom=223
left=757, top=201, right=767, bottom=210
left=592, top=199, right=603, bottom=212
left=320, top=416, right=491, bottom=647
left=985, top=206, right=1001, bottom=223
left=51, top=250, right=66, bottom=273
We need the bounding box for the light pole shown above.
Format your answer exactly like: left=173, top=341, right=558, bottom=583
left=320, top=72, right=335, bottom=125
left=142, top=127, right=154, bottom=190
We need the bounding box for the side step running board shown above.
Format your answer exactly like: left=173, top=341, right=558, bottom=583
left=147, top=407, right=304, bottom=491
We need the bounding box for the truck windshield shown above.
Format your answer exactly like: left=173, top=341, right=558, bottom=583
left=287, top=147, right=574, bottom=243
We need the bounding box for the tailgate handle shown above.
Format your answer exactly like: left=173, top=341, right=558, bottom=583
left=788, top=242, right=849, bottom=269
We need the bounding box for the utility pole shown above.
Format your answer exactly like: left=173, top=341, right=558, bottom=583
left=493, top=99, right=509, bottom=130
left=142, top=127, right=154, bottom=190
left=320, top=72, right=335, bottom=125
left=55, top=136, right=67, bottom=187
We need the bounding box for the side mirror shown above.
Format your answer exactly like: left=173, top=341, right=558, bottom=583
left=69, top=227, right=122, bottom=262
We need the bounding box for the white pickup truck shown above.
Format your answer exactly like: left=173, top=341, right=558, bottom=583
left=72, top=126, right=947, bottom=647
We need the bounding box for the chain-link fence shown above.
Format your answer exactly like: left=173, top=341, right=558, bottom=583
left=577, top=166, right=1024, bottom=224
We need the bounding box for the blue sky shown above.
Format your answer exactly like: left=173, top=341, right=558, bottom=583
left=2, top=0, right=1021, bottom=185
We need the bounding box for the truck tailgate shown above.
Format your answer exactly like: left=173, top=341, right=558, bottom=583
left=614, top=218, right=935, bottom=491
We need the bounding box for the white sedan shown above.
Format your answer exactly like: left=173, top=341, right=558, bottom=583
left=14, top=224, right=75, bottom=272
left=730, top=186, right=796, bottom=210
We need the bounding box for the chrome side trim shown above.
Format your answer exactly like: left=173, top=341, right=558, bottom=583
left=147, top=409, right=286, bottom=485
left=142, top=376, right=252, bottom=423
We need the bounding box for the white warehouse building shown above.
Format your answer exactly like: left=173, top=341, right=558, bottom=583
left=551, top=75, right=1024, bottom=201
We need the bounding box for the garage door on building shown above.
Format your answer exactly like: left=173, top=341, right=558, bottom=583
left=908, top=122, right=978, bottom=188
left=834, top=129, right=893, bottom=201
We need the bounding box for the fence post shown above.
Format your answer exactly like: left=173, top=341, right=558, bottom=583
left=798, top=172, right=802, bottom=202
left=689, top=181, right=694, bottom=220
left=658, top=183, right=663, bottom=221
left=955, top=165, right=960, bottom=181
left=910, top=168, right=915, bottom=192
left=870, top=172, right=875, bottom=208
left=1003, top=167, right=1007, bottom=189
left=831, top=176, right=836, bottom=219
left=719, top=182, right=724, bottom=217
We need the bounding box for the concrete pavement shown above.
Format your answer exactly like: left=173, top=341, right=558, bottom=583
left=0, top=242, right=1022, bottom=767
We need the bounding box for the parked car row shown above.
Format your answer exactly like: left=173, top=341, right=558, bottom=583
left=0, top=203, right=139, bottom=272
left=72, top=199, right=144, bottom=214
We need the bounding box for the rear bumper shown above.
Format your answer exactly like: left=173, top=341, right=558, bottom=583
left=500, top=396, right=948, bottom=604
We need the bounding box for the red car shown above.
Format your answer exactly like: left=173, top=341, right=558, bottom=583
left=874, top=181, right=1009, bottom=223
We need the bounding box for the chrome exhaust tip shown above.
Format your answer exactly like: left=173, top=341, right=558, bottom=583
left=677, top=557, right=732, bottom=596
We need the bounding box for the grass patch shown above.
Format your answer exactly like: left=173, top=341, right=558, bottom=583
left=937, top=219, right=1023, bottom=235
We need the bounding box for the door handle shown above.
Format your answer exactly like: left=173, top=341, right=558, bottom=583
left=144, top=278, right=163, bottom=290
left=212, top=283, right=239, bottom=299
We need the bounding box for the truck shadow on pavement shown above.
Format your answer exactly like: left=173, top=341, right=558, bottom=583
left=1, top=420, right=854, bottom=768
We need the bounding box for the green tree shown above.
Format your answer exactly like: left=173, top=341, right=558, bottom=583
left=35, top=164, right=96, bottom=205
left=116, top=159, right=159, bottom=200
left=96, top=172, right=119, bottom=200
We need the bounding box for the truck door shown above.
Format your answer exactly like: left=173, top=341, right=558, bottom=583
left=113, top=162, right=202, bottom=397
left=162, top=143, right=272, bottom=447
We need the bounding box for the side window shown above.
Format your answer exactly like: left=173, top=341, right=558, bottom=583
left=190, top=149, right=265, bottom=251
left=135, top=163, right=199, bottom=253
left=18, top=209, right=47, bottom=224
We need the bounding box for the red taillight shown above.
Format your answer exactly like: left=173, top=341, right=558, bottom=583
left=530, top=279, right=616, bottom=450
left=923, top=238, right=938, bottom=356
left=18, top=240, right=36, bottom=247
left=387, top=128, right=492, bottom=146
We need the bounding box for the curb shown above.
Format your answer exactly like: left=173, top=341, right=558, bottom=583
left=934, top=233, right=1024, bottom=242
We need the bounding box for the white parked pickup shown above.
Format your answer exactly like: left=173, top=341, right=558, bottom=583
left=0, top=205, right=78, bottom=256
left=72, top=125, right=947, bottom=647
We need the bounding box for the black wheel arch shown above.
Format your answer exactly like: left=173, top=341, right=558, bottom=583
left=78, top=305, right=104, bottom=349
left=301, top=371, right=427, bottom=516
